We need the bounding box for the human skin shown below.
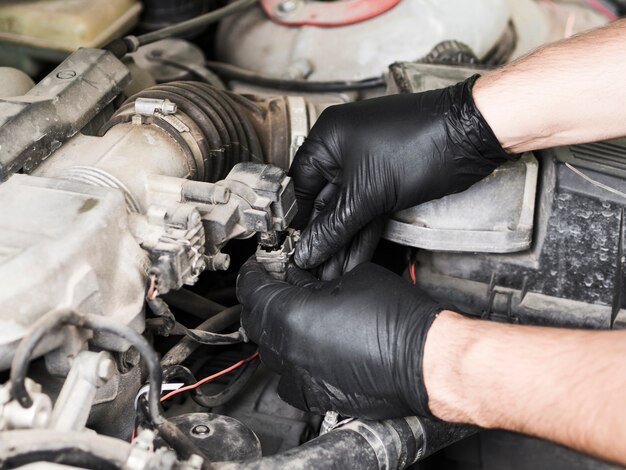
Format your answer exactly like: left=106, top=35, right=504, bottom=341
left=473, top=19, right=626, bottom=153
left=425, top=19, right=626, bottom=465
left=423, top=311, right=626, bottom=465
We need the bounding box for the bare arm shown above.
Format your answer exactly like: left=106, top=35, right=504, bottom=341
left=424, top=310, right=626, bottom=465
left=474, top=19, right=626, bottom=153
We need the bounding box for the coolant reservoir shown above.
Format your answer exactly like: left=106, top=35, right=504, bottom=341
left=217, top=0, right=513, bottom=82
left=0, top=0, right=141, bottom=52
left=216, top=0, right=606, bottom=82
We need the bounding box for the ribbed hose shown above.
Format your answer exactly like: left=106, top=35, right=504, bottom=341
left=101, top=82, right=264, bottom=182
left=214, top=418, right=476, bottom=470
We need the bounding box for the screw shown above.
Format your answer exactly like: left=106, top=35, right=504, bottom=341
left=277, top=0, right=297, bottom=14
left=56, top=70, right=76, bottom=80
left=134, top=98, right=177, bottom=116
left=192, top=424, right=210, bottom=436
left=160, top=99, right=177, bottom=115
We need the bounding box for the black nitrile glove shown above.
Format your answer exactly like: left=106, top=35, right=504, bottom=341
left=237, top=259, right=452, bottom=420
left=290, top=76, right=515, bottom=278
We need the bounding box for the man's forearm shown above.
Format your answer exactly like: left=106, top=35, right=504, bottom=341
left=473, top=19, right=626, bottom=153
left=423, top=310, right=626, bottom=465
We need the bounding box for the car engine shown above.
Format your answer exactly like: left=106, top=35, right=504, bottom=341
left=0, top=1, right=623, bottom=469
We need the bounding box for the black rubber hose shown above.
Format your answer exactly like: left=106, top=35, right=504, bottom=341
left=161, top=355, right=258, bottom=408
left=214, top=418, right=476, bottom=470
left=125, top=86, right=222, bottom=178
left=108, top=82, right=264, bottom=181
left=192, top=357, right=259, bottom=408
left=216, top=429, right=380, bottom=469
left=194, top=82, right=264, bottom=162
left=133, top=0, right=258, bottom=47
left=205, top=60, right=387, bottom=92
left=176, top=81, right=244, bottom=174
left=161, top=305, right=243, bottom=367
left=418, top=418, right=479, bottom=459
left=161, top=82, right=237, bottom=176
left=147, top=297, right=243, bottom=345
left=162, top=364, right=197, bottom=385
left=163, top=288, right=226, bottom=319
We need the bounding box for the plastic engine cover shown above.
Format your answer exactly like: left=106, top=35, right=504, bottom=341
left=383, top=62, right=538, bottom=253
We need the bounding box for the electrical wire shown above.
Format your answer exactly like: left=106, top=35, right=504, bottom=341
left=205, top=60, right=387, bottom=92
left=409, top=261, right=417, bottom=285
left=146, top=55, right=226, bottom=89
left=134, top=0, right=258, bottom=47
left=10, top=310, right=211, bottom=467
left=131, top=350, right=259, bottom=442
left=192, top=358, right=260, bottom=408
left=147, top=297, right=244, bottom=345
left=161, top=305, right=243, bottom=367
left=584, top=0, right=618, bottom=20
left=160, top=351, right=259, bottom=402
left=10, top=308, right=79, bottom=408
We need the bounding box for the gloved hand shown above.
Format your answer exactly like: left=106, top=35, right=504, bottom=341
left=237, top=258, right=453, bottom=419
left=290, top=75, right=515, bottom=277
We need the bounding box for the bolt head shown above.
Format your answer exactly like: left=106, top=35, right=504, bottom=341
left=56, top=70, right=76, bottom=80
left=277, top=0, right=297, bottom=14
left=192, top=424, right=210, bottom=436
left=161, top=100, right=177, bottom=115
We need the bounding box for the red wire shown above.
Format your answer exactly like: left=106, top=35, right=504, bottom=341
left=585, top=0, right=618, bottom=20
left=131, top=351, right=259, bottom=442
left=160, top=351, right=259, bottom=402
left=409, top=262, right=417, bottom=285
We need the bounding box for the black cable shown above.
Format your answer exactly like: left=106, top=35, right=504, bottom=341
left=162, top=364, right=197, bottom=385
left=9, top=310, right=212, bottom=468
left=79, top=315, right=165, bottom=425
left=162, top=288, right=226, bottom=320
left=146, top=55, right=225, bottom=89
left=205, top=60, right=387, bottom=92
left=134, top=0, right=257, bottom=48
left=192, top=357, right=259, bottom=408
left=161, top=305, right=243, bottom=367
left=10, top=308, right=80, bottom=408
left=147, top=297, right=243, bottom=345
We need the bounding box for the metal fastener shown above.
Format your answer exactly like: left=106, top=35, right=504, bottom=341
left=135, top=98, right=178, bottom=116
left=192, top=424, right=210, bottom=436
left=277, top=0, right=298, bottom=14
left=56, top=70, right=76, bottom=80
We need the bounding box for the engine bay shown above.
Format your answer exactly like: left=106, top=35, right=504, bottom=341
left=0, top=1, right=624, bottom=469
